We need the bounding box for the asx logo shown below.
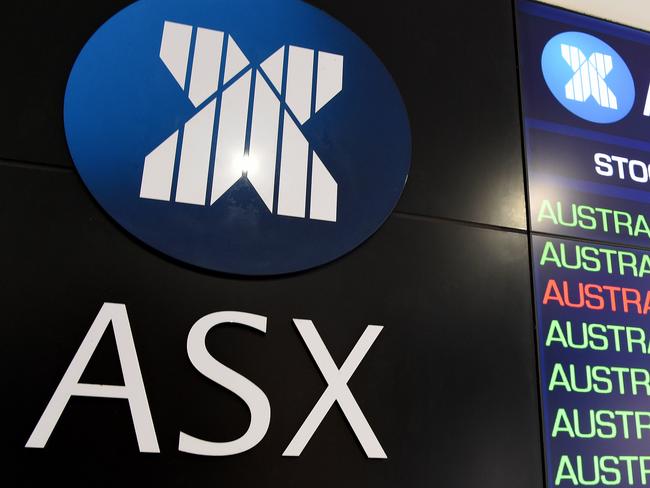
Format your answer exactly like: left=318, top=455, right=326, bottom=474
left=64, top=0, right=411, bottom=275
left=541, top=31, right=636, bottom=124
left=141, top=21, right=341, bottom=222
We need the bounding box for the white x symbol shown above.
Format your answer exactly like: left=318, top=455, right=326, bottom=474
left=140, top=21, right=342, bottom=221
left=283, top=320, right=387, bottom=458
left=561, top=43, right=618, bottom=109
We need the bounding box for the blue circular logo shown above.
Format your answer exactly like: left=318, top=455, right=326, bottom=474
left=65, top=0, right=411, bottom=275
left=541, top=31, right=635, bottom=123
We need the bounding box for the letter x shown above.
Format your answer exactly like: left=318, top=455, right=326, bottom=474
left=283, top=320, right=386, bottom=458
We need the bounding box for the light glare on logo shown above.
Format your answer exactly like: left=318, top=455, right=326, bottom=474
left=237, top=154, right=257, bottom=177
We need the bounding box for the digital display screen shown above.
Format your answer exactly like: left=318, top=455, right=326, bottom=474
left=517, top=1, right=650, bottom=486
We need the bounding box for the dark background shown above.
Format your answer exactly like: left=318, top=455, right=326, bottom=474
left=1, top=1, right=543, bottom=486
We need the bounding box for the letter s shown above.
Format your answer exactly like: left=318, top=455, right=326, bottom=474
left=178, top=311, right=270, bottom=456
left=594, top=153, right=613, bottom=177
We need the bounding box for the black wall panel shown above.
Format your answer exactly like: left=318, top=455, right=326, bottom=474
left=310, top=0, right=527, bottom=229
left=0, top=1, right=132, bottom=168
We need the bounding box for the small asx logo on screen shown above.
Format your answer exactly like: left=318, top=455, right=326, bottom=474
left=541, top=31, right=635, bottom=124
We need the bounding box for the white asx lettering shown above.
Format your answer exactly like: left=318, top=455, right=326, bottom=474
left=26, top=304, right=386, bottom=459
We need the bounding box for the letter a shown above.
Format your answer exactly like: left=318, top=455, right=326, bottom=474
left=25, top=303, right=159, bottom=452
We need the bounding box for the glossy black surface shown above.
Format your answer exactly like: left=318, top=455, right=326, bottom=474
left=2, top=164, right=541, bottom=486
left=0, top=1, right=132, bottom=167
left=310, top=0, right=527, bottom=229
left=0, top=0, right=526, bottom=229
